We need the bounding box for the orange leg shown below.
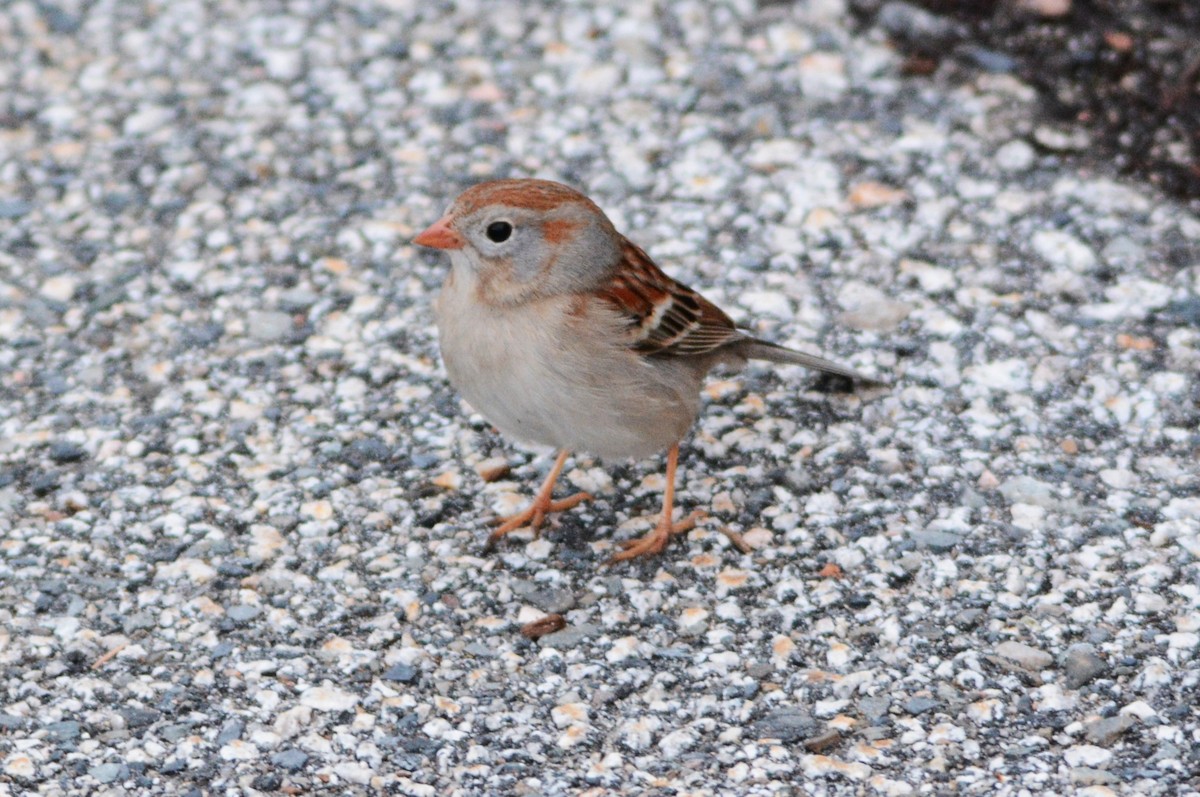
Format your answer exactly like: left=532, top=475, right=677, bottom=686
left=607, top=444, right=704, bottom=564
left=487, top=450, right=592, bottom=547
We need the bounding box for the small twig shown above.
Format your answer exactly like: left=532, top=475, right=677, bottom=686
left=716, top=525, right=753, bottom=554
left=92, top=642, right=127, bottom=670
left=520, top=614, right=566, bottom=640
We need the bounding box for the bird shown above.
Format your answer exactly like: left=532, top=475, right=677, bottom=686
left=413, top=178, right=882, bottom=563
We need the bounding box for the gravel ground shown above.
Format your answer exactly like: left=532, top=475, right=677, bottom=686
left=1, top=1, right=1198, bottom=795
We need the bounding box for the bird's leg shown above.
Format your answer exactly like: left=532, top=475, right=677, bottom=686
left=487, top=449, right=592, bottom=547
left=608, top=444, right=703, bottom=564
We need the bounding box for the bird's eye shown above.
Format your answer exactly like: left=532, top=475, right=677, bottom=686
left=486, top=221, right=513, bottom=243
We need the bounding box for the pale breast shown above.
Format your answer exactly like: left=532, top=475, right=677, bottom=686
left=434, top=272, right=702, bottom=459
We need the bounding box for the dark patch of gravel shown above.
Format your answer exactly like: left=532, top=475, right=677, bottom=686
left=856, top=0, right=1200, bottom=205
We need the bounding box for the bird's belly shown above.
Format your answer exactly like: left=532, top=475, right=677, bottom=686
left=436, top=289, right=699, bottom=460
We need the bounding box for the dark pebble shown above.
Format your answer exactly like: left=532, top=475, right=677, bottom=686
left=45, top=720, right=82, bottom=740
left=30, top=471, right=61, bottom=496
left=181, top=323, right=224, bottom=347
left=217, top=559, right=253, bottom=578
left=1063, top=644, right=1109, bottom=689
left=120, top=708, right=160, bottom=730
left=252, top=774, right=283, bottom=791
left=344, top=437, right=393, bottom=466
left=752, top=708, right=818, bottom=743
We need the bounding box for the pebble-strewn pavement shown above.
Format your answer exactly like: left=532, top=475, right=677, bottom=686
left=1, top=1, right=1197, bottom=795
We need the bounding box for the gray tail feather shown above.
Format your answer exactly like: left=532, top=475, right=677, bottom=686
left=741, top=339, right=887, bottom=386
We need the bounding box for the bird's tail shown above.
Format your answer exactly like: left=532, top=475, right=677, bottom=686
left=741, top=339, right=887, bottom=386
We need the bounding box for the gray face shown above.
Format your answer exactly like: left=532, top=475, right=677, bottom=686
left=458, top=206, right=536, bottom=270
left=451, top=199, right=623, bottom=301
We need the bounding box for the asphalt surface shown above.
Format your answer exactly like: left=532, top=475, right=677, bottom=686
left=0, top=1, right=1198, bottom=795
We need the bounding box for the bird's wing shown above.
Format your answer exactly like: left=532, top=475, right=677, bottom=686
left=594, top=238, right=741, bottom=358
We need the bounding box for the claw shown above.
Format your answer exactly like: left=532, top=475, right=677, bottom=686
left=606, top=509, right=705, bottom=565
left=486, top=490, right=593, bottom=547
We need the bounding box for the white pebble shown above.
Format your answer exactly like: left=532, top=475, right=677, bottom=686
left=1063, top=744, right=1112, bottom=768
left=1031, top=230, right=1096, bottom=272
left=300, top=685, right=358, bottom=712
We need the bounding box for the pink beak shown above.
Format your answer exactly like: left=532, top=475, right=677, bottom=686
left=413, top=216, right=464, bottom=250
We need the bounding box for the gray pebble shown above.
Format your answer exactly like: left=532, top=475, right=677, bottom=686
left=910, top=530, right=962, bottom=552
left=120, top=708, right=160, bottom=730
left=1161, top=297, right=1200, bottom=326
left=226, top=605, right=261, bottom=624
left=344, top=437, right=393, bottom=466
left=1063, top=644, right=1109, bottom=689
left=859, top=696, right=892, bottom=722
left=526, top=588, right=577, bottom=614
left=1084, top=714, right=1137, bottom=746
left=0, top=714, right=27, bottom=730
left=271, top=749, right=309, bottom=771
left=998, top=476, right=1056, bottom=508
left=217, top=718, right=245, bottom=745
left=995, top=641, right=1055, bottom=671
left=48, top=441, right=88, bottom=463
left=182, top=323, right=224, bottom=347
left=965, top=47, right=1017, bottom=73
left=246, top=310, right=295, bottom=342
left=1072, top=767, right=1120, bottom=786
left=383, top=663, right=419, bottom=683
left=278, top=289, right=320, bottom=312
left=876, top=1, right=957, bottom=45
left=994, top=139, right=1036, bottom=173
left=45, top=720, right=81, bottom=740
left=752, top=709, right=819, bottom=743
left=159, top=723, right=193, bottom=742
left=122, top=612, right=157, bottom=633
left=0, top=199, right=32, bottom=219
left=537, top=623, right=599, bottom=649
left=464, top=642, right=497, bottom=658
left=904, top=696, right=941, bottom=716
left=89, top=763, right=128, bottom=784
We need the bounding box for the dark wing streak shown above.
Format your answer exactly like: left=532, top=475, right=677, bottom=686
left=596, top=239, right=740, bottom=358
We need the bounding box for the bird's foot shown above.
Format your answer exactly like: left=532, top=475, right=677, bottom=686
left=606, top=509, right=705, bottom=565
left=486, top=491, right=593, bottom=548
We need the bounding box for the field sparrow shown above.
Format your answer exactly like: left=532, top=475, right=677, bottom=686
left=415, top=179, right=882, bottom=563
